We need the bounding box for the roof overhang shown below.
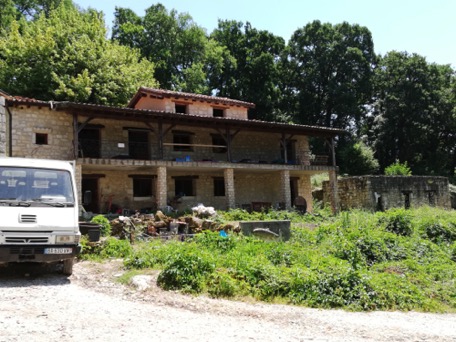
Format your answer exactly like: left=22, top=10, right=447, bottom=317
left=5, top=98, right=344, bottom=138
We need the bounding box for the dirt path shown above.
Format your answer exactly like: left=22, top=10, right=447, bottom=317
left=0, top=260, right=455, bottom=342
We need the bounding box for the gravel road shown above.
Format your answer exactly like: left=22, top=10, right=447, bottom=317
left=1, top=260, right=455, bottom=342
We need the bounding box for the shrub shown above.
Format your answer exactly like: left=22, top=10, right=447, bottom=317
left=379, top=209, right=413, bottom=236
left=207, top=270, right=239, bottom=298
left=157, top=252, right=214, bottom=293
left=289, top=266, right=373, bottom=310
left=100, top=237, right=132, bottom=258
left=384, top=160, right=412, bottom=176
left=90, top=214, right=111, bottom=236
left=424, top=222, right=456, bottom=244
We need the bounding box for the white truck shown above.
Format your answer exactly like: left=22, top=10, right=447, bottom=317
left=0, top=158, right=81, bottom=275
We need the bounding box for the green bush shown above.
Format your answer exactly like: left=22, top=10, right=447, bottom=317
left=90, top=214, right=111, bottom=236
left=100, top=237, right=132, bottom=258
left=157, top=252, right=215, bottom=293
left=207, top=270, right=239, bottom=298
left=379, top=208, right=413, bottom=236
left=384, top=160, right=412, bottom=176
left=424, top=222, right=456, bottom=244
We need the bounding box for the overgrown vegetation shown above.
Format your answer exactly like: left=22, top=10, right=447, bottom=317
left=90, top=214, right=111, bottom=236
left=384, top=160, right=412, bottom=176
left=81, top=207, right=456, bottom=312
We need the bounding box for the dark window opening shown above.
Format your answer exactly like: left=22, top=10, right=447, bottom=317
left=376, top=195, right=384, bottom=212
left=213, top=108, right=224, bottom=117
left=133, top=178, right=153, bottom=197
left=402, top=191, right=412, bottom=209
left=35, top=133, right=48, bottom=145
left=280, top=140, right=296, bottom=164
left=79, top=128, right=101, bottom=158
left=175, top=104, right=187, bottom=114
left=175, top=177, right=195, bottom=196
left=129, top=130, right=149, bottom=160
left=212, top=135, right=227, bottom=153
left=214, top=178, right=225, bottom=196
left=427, top=191, right=436, bottom=206
left=290, top=178, right=298, bottom=206
left=173, top=132, right=193, bottom=152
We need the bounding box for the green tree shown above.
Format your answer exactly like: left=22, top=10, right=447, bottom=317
left=210, top=20, right=286, bottom=121
left=112, top=3, right=220, bottom=93
left=283, top=20, right=376, bottom=130
left=371, top=51, right=455, bottom=176
left=0, top=0, right=17, bottom=30
left=338, top=138, right=379, bottom=175
left=0, top=3, right=157, bottom=105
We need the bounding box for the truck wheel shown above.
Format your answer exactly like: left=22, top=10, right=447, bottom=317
left=62, top=258, right=74, bottom=276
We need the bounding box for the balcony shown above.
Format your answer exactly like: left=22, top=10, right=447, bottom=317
left=77, top=138, right=333, bottom=170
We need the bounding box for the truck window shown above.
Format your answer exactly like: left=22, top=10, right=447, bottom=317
left=0, top=167, right=75, bottom=203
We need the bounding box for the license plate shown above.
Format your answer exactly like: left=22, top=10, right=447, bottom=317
left=44, top=248, right=73, bottom=254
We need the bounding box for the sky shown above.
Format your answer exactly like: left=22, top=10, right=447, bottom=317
left=74, top=0, right=456, bottom=67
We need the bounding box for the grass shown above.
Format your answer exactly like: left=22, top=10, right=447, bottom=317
left=81, top=206, right=456, bottom=312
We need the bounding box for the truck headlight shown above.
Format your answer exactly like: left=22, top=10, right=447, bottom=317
left=56, top=235, right=76, bottom=243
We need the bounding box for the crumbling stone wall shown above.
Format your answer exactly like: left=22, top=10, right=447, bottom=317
left=323, top=176, right=451, bottom=211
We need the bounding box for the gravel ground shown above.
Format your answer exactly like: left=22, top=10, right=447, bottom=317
left=0, top=260, right=455, bottom=342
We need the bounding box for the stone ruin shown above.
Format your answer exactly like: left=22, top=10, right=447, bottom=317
left=322, top=176, right=451, bottom=211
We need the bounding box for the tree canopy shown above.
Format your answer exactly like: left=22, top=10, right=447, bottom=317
left=370, top=51, right=455, bottom=176
left=283, top=20, right=376, bottom=130
left=0, top=1, right=157, bottom=105
left=0, top=1, right=454, bottom=179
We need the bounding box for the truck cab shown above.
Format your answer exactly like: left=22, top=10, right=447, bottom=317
left=0, top=158, right=81, bottom=275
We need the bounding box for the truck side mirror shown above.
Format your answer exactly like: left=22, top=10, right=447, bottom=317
left=83, top=190, right=92, bottom=205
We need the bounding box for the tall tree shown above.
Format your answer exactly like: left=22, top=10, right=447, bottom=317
left=210, top=20, right=286, bottom=121
left=371, top=51, right=455, bottom=176
left=0, top=0, right=17, bottom=30
left=283, top=20, right=376, bottom=130
left=0, top=3, right=157, bottom=105
left=112, top=3, right=221, bottom=93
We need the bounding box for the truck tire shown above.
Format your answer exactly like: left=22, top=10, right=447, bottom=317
left=62, top=258, right=74, bottom=276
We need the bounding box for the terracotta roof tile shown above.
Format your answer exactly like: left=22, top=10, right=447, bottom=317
left=128, top=87, right=256, bottom=109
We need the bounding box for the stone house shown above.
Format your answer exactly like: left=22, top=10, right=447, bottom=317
left=0, top=87, right=342, bottom=214
left=323, top=176, right=451, bottom=211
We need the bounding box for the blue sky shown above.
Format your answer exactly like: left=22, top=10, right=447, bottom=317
left=75, top=0, right=455, bottom=67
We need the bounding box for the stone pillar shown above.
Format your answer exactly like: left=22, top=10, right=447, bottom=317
left=156, top=166, right=167, bottom=209
left=74, top=163, right=82, bottom=206
left=298, top=175, right=313, bottom=212
left=224, top=168, right=235, bottom=209
left=279, top=170, right=291, bottom=210
left=328, top=169, right=339, bottom=214
left=0, top=96, right=6, bottom=157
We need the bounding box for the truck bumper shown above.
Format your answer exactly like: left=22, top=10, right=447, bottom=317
left=0, top=245, right=81, bottom=263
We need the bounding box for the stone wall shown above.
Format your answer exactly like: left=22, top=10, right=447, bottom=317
left=5, top=105, right=321, bottom=214
left=9, top=106, right=73, bottom=160
left=0, top=96, right=6, bottom=157
left=6, top=106, right=309, bottom=165
left=81, top=168, right=305, bottom=213
left=323, top=176, right=451, bottom=211
left=134, top=96, right=249, bottom=119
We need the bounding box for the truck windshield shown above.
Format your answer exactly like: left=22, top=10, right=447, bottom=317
left=0, top=166, right=75, bottom=204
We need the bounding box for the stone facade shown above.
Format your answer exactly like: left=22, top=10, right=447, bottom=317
left=323, top=176, right=451, bottom=211
left=134, top=96, right=249, bottom=120
left=1, top=89, right=340, bottom=214
left=0, top=96, right=6, bottom=157
left=8, top=106, right=73, bottom=160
